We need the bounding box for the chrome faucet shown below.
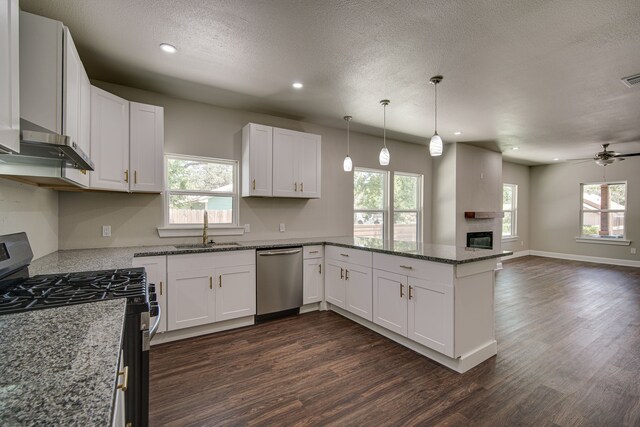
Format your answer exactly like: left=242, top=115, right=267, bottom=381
left=203, top=210, right=208, bottom=245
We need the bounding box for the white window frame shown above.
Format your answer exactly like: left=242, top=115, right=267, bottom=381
left=354, top=167, right=390, bottom=241
left=392, top=172, right=423, bottom=243
left=576, top=181, right=629, bottom=245
left=157, top=153, right=244, bottom=238
left=502, top=183, right=518, bottom=239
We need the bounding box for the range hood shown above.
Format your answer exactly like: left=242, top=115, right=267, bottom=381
left=17, top=119, right=94, bottom=171
left=0, top=120, right=94, bottom=190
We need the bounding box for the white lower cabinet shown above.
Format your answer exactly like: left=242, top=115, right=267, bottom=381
left=303, top=245, right=324, bottom=304
left=112, top=350, right=126, bottom=427
left=325, top=246, right=373, bottom=322
left=167, top=251, right=256, bottom=331
left=372, top=253, right=454, bottom=357
left=132, top=256, right=167, bottom=334
left=215, top=264, right=256, bottom=321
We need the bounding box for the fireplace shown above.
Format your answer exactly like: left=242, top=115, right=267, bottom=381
left=467, top=231, right=493, bottom=249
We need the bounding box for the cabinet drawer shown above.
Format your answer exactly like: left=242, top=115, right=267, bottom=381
left=303, top=245, right=323, bottom=259
left=169, top=250, right=255, bottom=273
left=372, top=253, right=453, bottom=284
left=326, top=245, right=372, bottom=268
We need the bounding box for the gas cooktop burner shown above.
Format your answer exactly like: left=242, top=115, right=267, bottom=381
left=0, top=268, right=148, bottom=315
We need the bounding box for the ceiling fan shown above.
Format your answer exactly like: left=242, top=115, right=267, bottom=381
left=572, top=143, right=640, bottom=166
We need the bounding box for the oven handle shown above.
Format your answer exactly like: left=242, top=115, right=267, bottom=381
left=149, top=303, right=162, bottom=339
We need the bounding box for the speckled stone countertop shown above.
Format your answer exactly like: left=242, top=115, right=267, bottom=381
left=134, top=236, right=511, bottom=265
left=0, top=299, right=126, bottom=426
left=29, top=237, right=511, bottom=275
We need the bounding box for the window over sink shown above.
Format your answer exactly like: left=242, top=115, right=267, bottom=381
left=164, top=154, right=238, bottom=227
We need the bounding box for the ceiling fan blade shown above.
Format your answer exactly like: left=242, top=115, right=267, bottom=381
left=615, top=152, right=640, bottom=158
left=568, top=159, right=595, bottom=164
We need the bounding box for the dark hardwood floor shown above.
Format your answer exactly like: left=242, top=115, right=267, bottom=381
left=149, top=256, right=640, bottom=426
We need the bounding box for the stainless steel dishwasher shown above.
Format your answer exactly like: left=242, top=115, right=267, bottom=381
left=256, top=247, right=303, bottom=320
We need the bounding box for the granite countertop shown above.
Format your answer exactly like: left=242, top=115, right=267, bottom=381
left=134, top=236, right=510, bottom=264
left=0, top=299, right=126, bottom=426
left=29, top=237, right=512, bottom=275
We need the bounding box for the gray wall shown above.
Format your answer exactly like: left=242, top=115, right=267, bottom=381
left=0, top=178, right=58, bottom=259
left=530, top=160, right=639, bottom=261
left=502, top=161, right=530, bottom=253
left=431, top=143, right=457, bottom=245
left=58, top=81, right=433, bottom=249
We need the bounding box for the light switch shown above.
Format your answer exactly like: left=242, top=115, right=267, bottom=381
left=279, top=223, right=285, bottom=232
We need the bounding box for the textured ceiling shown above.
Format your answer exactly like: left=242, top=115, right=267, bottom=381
left=20, top=0, right=640, bottom=165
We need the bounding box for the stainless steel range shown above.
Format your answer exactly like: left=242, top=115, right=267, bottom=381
left=0, top=232, right=160, bottom=426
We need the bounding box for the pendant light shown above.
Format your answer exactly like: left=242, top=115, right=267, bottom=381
left=429, top=75, right=443, bottom=156
left=379, top=99, right=390, bottom=166
left=343, top=116, right=353, bottom=172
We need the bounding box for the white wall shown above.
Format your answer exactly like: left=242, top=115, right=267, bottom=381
left=431, top=143, right=457, bottom=245
left=58, top=81, right=433, bottom=249
left=530, top=161, right=639, bottom=261
left=502, top=161, right=530, bottom=253
left=0, top=178, right=58, bottom=259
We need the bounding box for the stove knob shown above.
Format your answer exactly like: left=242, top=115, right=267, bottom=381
left=148, top=284, right=156, bottom=293
left=149, top=293, right=157, bottom=302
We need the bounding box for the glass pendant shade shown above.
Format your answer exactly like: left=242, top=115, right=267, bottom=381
left=429, top=133, right=443, bottom=156
left=379, top=147, right=390, bottom=165
left=343, top=155, right=353, bottom=171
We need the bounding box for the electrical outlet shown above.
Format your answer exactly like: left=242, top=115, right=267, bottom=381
left=279, top=223, right=285, bottom=232
left=244, top=224, right=250, bottom=233
left=102, top=225, right=111, bottom=237
left=631, top=248, right=637, bottom=255
left=521, top=241, right=524, bottom=247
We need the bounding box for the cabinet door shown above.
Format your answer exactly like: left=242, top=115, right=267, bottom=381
left=325, top=260, right=346, bottom=309
left=215, top=264, right=256, bottom=321
left=242, top=123, right=272, bottom=197
left=0, top=0, right=20, bottom=153
left=298, top=132, right=321, bottom=198
left=61, top=28, right=90, bottom=187
left=303, top=258, right=323, bottom=304
left=132, top=256, right=167, bottom=334
left=272, top=127, right=298, bottom=197
left=90, top=86, right=130, bottom=191
left=130, top=102, right=164, bottom=193
left=373, top=269, right=407, bottom=336
left=19, top=11, right=63, bottom=134
left=408, top=276, right=454, bottom=357
left=167, top=269, right=215, bottom=330
left=345, top=263, right=373, bottom=321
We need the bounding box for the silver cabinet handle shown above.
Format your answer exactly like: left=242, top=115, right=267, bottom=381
left=309, top=250, right=319, bottom=254
left=340, top=253, right=349, bottom=257
left=400, top=265, right=413, bottom=270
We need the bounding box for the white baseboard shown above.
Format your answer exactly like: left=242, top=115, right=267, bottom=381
left=501, top=250, right=531, bottom=261
left=150, top=316, right=255, bottom=345
left=529, top=250, right=640, bottom=268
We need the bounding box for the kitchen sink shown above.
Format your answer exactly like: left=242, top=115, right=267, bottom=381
left=174, top=242, right=242, bottom=249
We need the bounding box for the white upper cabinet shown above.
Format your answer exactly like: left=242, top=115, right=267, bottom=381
left=129, top=102, right=164, bottom=192
left=61, top=28, right=90, bottom=187
left=242, top=123, right=321, bottom=198
left=19, top=11, right=63, bottom=134
left=90, top=86, right=130, bottom=192
left=272, top=127, right=321, bottom=198
left=242, top=123, right=272, bottom=197
left=0, top=0, right=20, bottom=154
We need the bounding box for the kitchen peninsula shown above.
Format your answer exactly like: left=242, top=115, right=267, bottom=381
left=29, top=237, right=510, bottom=373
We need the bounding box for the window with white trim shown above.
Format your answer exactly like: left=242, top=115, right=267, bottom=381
left=393, top=173, right=422, bottom=242
left=502, top=183, right=517, bottom=237
left=354, top=168, right=388, bottom=239
left=165, top=154, right=238, bottom=226
left=353, top=168, right=423, bottom=242
left=580, top=182, right=626, bottom=239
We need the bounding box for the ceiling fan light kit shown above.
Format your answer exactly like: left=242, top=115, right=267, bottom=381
left=429, top=75, right=444, bottom=157
left=379, top=99, right=391, bottom=166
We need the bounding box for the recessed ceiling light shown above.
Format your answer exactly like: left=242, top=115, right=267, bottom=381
left=160, top=43, right=177, bottom=53
left=292, top=82, right=304, bottom=89
left=553, top=158, right=560, bottom=161
left=454, top=131, right=462, bottom=135
left=512, top=147, right=519, bottom=151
